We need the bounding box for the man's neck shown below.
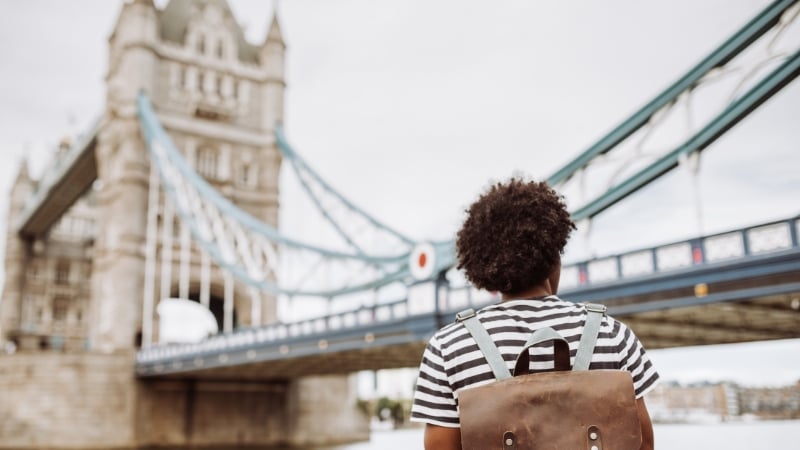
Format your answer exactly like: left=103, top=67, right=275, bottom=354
left=501, top=283, right=555, bottom=302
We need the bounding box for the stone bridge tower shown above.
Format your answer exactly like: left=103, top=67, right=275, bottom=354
left=94, top=0, right=284, bottom=352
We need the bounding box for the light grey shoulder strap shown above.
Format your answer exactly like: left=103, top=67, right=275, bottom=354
left=573, top=303, right=607, bottom=371
left=456, top=309, right=512, bottom=381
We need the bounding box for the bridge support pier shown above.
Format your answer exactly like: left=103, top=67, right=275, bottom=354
left=285, top=374, right=370, bottom=447
left=0, top=353, right=369, bottom=449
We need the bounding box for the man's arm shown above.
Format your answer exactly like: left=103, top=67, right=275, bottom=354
left=637, top=397, right=654, bottom=450
left=424, top=424, right=461, bottom=450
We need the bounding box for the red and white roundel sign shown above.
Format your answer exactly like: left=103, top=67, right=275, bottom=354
left=409, top=243, right=436, bottom=280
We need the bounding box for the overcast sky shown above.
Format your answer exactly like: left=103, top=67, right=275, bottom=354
left=0, top=0, right=798, bottom=385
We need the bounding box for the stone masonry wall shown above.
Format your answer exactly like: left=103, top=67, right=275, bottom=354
left=0, top=353, right=137, bottom=449
left=285, top=374, right=370, bottom=447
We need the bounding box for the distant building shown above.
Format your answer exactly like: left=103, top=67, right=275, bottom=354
left=739, top=381, right=800, bottom=420
left=647, top=380, right=800, bottom=422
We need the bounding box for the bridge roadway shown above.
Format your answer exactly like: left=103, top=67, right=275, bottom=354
left=136, top=216, right=800, bottom=380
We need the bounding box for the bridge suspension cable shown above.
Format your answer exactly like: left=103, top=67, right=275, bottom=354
left=137, top=94, right=416, bottom=298
left=275, top=125, right=414, bottom=256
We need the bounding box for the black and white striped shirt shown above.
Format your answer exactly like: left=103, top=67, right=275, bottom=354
left=410, top=296, right=660, bottom=427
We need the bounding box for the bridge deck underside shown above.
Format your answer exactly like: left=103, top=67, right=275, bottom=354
left=151, top=342, right=429, bottom=381
left=18, top=140, right=97, bottom=237
left=625, top=293, right=800, bottom=349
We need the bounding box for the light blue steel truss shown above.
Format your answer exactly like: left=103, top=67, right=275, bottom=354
left=547, top=0, right=800, bottom=221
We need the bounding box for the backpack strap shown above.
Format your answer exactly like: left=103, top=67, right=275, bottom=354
left=456, top=309, right=512, bottom=381
left=572, top=303, right=607, bottom=371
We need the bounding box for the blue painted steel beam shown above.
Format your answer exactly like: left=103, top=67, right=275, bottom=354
left=571, top=48, right=800, bottom=221
left=562, top=248, right=800, bottom=303
left=609, top=281, right=800, bottom=316
left=546, top=0, right=798, bottom=187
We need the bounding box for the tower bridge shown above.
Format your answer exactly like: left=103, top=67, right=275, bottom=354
left=1, top=0, right=800, bottom=449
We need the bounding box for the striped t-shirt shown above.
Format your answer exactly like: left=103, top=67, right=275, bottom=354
left=411, top=296, right=660, bottom=427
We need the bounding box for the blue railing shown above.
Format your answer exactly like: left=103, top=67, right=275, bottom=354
left=558, top=216, right=800, bottom=290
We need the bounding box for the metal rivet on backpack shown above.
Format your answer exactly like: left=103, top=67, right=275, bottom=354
left=587, top=425, right=601, bottom=450
left=503, top=431, right=516, bottom=450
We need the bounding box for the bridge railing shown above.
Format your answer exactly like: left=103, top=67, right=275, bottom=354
left=136, top=279, right=502, bottom=365
left=138, top=297, right=413, bottom=364
left=558, top=216, right=800, bottom=291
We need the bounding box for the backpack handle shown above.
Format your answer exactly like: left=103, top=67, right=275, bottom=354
left=513, top=327, right=571, bottom=376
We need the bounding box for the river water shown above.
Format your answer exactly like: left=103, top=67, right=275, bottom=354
left=291, top=420, right=800, bottom=449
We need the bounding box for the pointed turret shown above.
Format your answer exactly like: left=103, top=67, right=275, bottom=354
left=9, top=154, right=35, bottom=213
left=106, top=0, right=159, bottom=107
left=13, top=157, right=31, bottom=186
left=260, top=11, right=286, bottom=78
left=9, top=155, right=35, bottom=222
left=265, top=13, right=285, bottom=47
left=258, top=9, right=286, bottom=131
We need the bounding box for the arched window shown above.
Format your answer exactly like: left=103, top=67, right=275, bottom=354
left=216, top=39, right=225, bottom=59
left=178, top=65, right=186, bottom=89
left=55, top=260, right=70, bottom=285
left=196, top=147, right=219, bottom=180
left=27, top=262, right=39, bottom=280
left=197, top=35, right=206, bottom=54
left=215, top=74, right=223, bottom=96
left=52, top=296, right=69, bottom=323
left=239, top=164, right=257, bottom=187
left=198, top=71, right=206, bottom=93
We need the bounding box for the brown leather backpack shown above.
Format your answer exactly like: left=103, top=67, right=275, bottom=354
left=456, top=304, right=642, bottom=450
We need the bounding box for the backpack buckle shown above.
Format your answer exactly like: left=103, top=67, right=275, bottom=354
left=584, top=303, right=607, bottom=315
left=456, top=308, right=476, bottom=322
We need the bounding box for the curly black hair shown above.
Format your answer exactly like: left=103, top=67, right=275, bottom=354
left=456, top=177, right=575, bottom=296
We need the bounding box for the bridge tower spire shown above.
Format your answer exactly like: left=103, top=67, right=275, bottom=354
left=260, top=8, right=286, bottom=133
